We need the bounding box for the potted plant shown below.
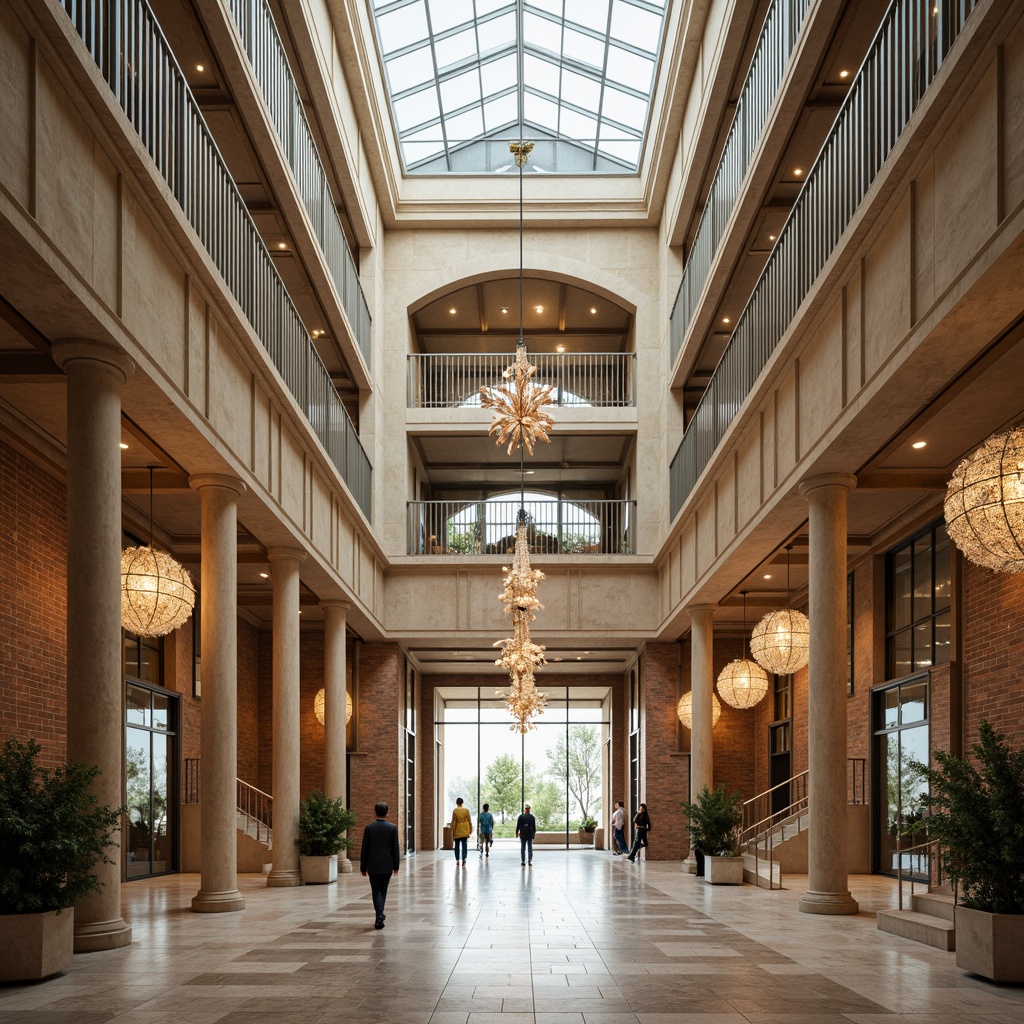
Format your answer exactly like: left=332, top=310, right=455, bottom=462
left=910, top=719, right=1024, bottom=982
left=682, top=784, right=744, bottom=885
left=0, top=738, right=122, bottom=982
left=579, top=815, right=597, bottom=835
left=297, top=790, right=356, bottom=884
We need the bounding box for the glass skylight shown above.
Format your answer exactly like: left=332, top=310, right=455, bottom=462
left=369, top=0, right=669, bottom=174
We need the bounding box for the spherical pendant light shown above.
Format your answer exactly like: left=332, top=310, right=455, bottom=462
left=676, top=690, right=721, bottom=729
left=750, top=608, right=810, bottom=675
left=944, top=424, right=1024, bottom=573
left=314, top=689, right=353, bottom=726
left=120, top=545, right=195, bottom=637
left=716, top=658, right=770, bottom=709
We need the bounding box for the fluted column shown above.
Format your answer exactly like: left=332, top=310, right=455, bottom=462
left=52, top=340, right=134, bottom=952
left=321, top=600, right=352, bottom=872
left=267, top=547, right=306, bottom=887
left=189, top=474, right=246, bottom=913
left=799, top=473, right=859, bottom=916
left=684, top=604, right=716, bottom=873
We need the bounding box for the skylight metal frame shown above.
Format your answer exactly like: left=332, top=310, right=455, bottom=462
left=370, top=0, right=669, bottom=175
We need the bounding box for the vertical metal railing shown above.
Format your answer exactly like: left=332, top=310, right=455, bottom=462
left=670, top=0, right=980, bottom=519
left=408, top=353, right=635, bottom=408
left=407, top=499, right=635, bottom=555
left=669, top=0, right=812, bottom=364
left=59, top=0, right=371, bottom=519
left=237, top=778, right=273, bottom=846
left=225, top=0, right=372, bottom=367
left=849, top=757, right=868, bottom=804
left=184, top=757, right=200, bottom=804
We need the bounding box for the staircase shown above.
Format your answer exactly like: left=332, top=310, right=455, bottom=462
left=737, top=772, right=809, bottom=889
left=237, top=778, right=273, bottom=871
left=876, top=840, right=955, bottom=950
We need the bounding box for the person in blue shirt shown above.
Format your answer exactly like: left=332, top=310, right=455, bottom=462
left=478, top=803, right=494, bottom=857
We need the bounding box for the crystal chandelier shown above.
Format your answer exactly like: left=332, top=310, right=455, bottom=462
left=676, top=690, right=721, bottom=729
left=484, top=136, right=554, bottom=733
left=944, top=424, right=1024, bottom=573
left=121, top=467, right=195, bottom=637
left=750, top=546, right=810, bottom=674
left=717, top=591, right=769, bottom=710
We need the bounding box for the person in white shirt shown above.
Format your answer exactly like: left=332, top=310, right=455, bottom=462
left=611, top=801, right=628, bottom=856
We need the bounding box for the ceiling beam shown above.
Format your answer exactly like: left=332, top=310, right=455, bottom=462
left=0, top=353, right=62, bottom=375
left=857, top=470, right=949, bottom=491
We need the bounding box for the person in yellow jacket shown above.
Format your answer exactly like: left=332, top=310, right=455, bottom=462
left=450, top=797, right=472, bottom=866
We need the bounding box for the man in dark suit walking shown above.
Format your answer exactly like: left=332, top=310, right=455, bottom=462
left=360, top=801, right=400, bottom=929
left=515, top=803, right=537, bottom=866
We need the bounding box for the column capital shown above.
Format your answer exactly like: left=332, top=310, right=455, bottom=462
left=799, top=472, right=858, bottom=497
left=51, top=339, right=135, bottom=383
left=320, top=599, right=352, bottom=612
left=189, top=473, right=246, bottom=496
left=267, top=546, right=307, bottom=565
left=687, top=602, right=718, bottom=616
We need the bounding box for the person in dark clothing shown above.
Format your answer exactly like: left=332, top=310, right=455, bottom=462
left=360, top=801, right=400, bottom=929
left=626, top=802, right=651, bottom=862
left=515, top=803, right=537, bottom=866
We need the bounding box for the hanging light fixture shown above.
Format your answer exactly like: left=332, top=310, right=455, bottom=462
left=676, top=690, right=721, bottom=729
left=121, top=467, right=195, bottom=637
left=481, top=40, right=554, bottom=731
left=314, top=689, right=353, bottom=726
left=944, top=423, right=1024, bottom=573
left=717, top=591, right=769, bottom=710
left=750, top=545, right=810, bottom=674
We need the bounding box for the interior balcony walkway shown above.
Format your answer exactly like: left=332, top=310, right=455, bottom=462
left=6, top=855, right=1023, bottom=1023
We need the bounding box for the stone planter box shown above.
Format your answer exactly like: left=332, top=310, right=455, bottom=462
left=300, top=854, right=338, bottom=884
left=705, top=855, right=745, bottom=885
left=954, top=905, right=1024, bottom=982
left=0, top=909, right=74, bottom=982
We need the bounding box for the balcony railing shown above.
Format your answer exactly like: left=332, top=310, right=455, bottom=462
left=225, top=0, right=372, bottom=367
left=408, top=353, right=635, bottom=409
left=60, top=0, right=371, bottom=519
left=408, top=500, right=635, bottom=555
left=670, top=0, right=980, bottom=519
left=669, top=0, right=812, bottom=364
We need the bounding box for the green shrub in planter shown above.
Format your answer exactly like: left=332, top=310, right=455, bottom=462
left=681, top=783, right=743, bottom=857
left=910, top=719, right=1024, bottom=914
left=0, top=738, right=122, bottom=914
left=297, top=790, right=357, bottom=857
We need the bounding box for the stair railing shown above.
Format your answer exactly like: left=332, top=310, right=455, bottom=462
left=237, top=778, right=273, bottom=846
left=895, top=835, right=943, bottom=910
left=738, top=771, right=809, bottom=890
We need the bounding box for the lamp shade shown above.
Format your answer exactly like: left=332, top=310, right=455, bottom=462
left=716, top=659, right=769, bottom=710
left=676, top=690, right=721, bottom=729
left=750, top=608, right=810, bottom=674
left=944, top=425, right=1024, bottom=573
left=314, top=689, right=353, bottom=726
left=120, top=545, right=195, bottom=637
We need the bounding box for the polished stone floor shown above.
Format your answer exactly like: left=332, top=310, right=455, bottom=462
left=3, top=849, right=1023, bottom=1023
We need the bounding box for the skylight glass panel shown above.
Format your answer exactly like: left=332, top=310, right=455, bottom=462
left=377, top=2, right=428, bottom=53
left=370, top=0, right=667, bottom=173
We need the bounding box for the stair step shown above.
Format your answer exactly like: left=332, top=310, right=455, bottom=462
left=912, top=892, right=956, bottom=922
left=742, top=852, right=781, bottom=889
left=876, top=909, right=956, bottom=951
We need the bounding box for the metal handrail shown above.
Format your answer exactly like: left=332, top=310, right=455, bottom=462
left=225, top=0, right=372, bottom=366
left=408, top=499, right=636, bottom=555
left=670, top=0, right=982, bottom=518
left=670, top=0, right=812, bottom=363
left=237, top=778, right=273, bottom=846
left=59, top=0, right=372, bottom=519
left=740, top=771, right=809, bottom=846
left=895, top=835, right=943, bottom=910
left=409, top=352, right=635, bottom=409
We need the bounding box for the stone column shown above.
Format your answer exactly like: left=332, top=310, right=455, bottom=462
left=321, top=600, right=352, bottom=872
left=684, top=604, right=716, bottom=873
left=189, top=474, right=246, bottom=913
left=52, top=340, right=134, bottom=952
left=799, top=473, right=859, bottom=915
left=267, top=547, right=306, bottom=887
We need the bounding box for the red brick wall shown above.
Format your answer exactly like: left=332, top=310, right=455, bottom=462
left=0, top=441, right=67, bottom=767
left=237, top=618, right=260, bottom=783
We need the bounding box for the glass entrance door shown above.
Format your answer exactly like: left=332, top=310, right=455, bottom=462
left=125, top=683, right=178, bottom=879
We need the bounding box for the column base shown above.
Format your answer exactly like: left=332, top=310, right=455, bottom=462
left=798, top=889, right=860, bottom=915
left=266, top=869, right=303, bottom=887
left=191, top=889, right=246, bottom=913
left=338, top=857, right=354, bottom=874
left=681, top=855, right=698, bottom=874
left=73, top=917, right=132, bottom=952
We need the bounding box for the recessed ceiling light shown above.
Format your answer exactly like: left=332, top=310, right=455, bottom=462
left=553, top=657, right=563, bottom=662
left=576, top=656, right=582, bottom=661
left=583, top=651, right=590, bottom=655
left=535, top=305, right=544, bottom=314
left=525, top=469, right=535, bottom=475
left=839, top=69, right=849, bottom=79
left=555, top=344, right=566, bottom=353
left=500, top=307, right=508, bottom=314
left=119, top=442, right=129, bottom=450
left=277, top=242, right=287, bottom=250
left=298, top=610, right=302, bottom=615
left=196, top=64, right=204, bottom=72
left=448, top=307, right=457, bottom=315
left=794, top=167, right=803, bottom=176
left=722, top=317, right=730, bottom=325
left=763, top=573, right=772, bottom=580
left=912, top=440, right=927, bottom=449
left=769, top=233, right=776, bottom=241
left=259, top=572, right=269, bottom=579
left=589, top=307, right=597, bottom=314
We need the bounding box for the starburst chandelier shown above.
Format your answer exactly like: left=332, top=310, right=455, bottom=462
left=750, top=545, right=810, bottom=675
left=121, top=467, right=195, bottom=637
left=717, top=591, right=769, bottom=710
left=485, top=136, right=554, bottom=733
